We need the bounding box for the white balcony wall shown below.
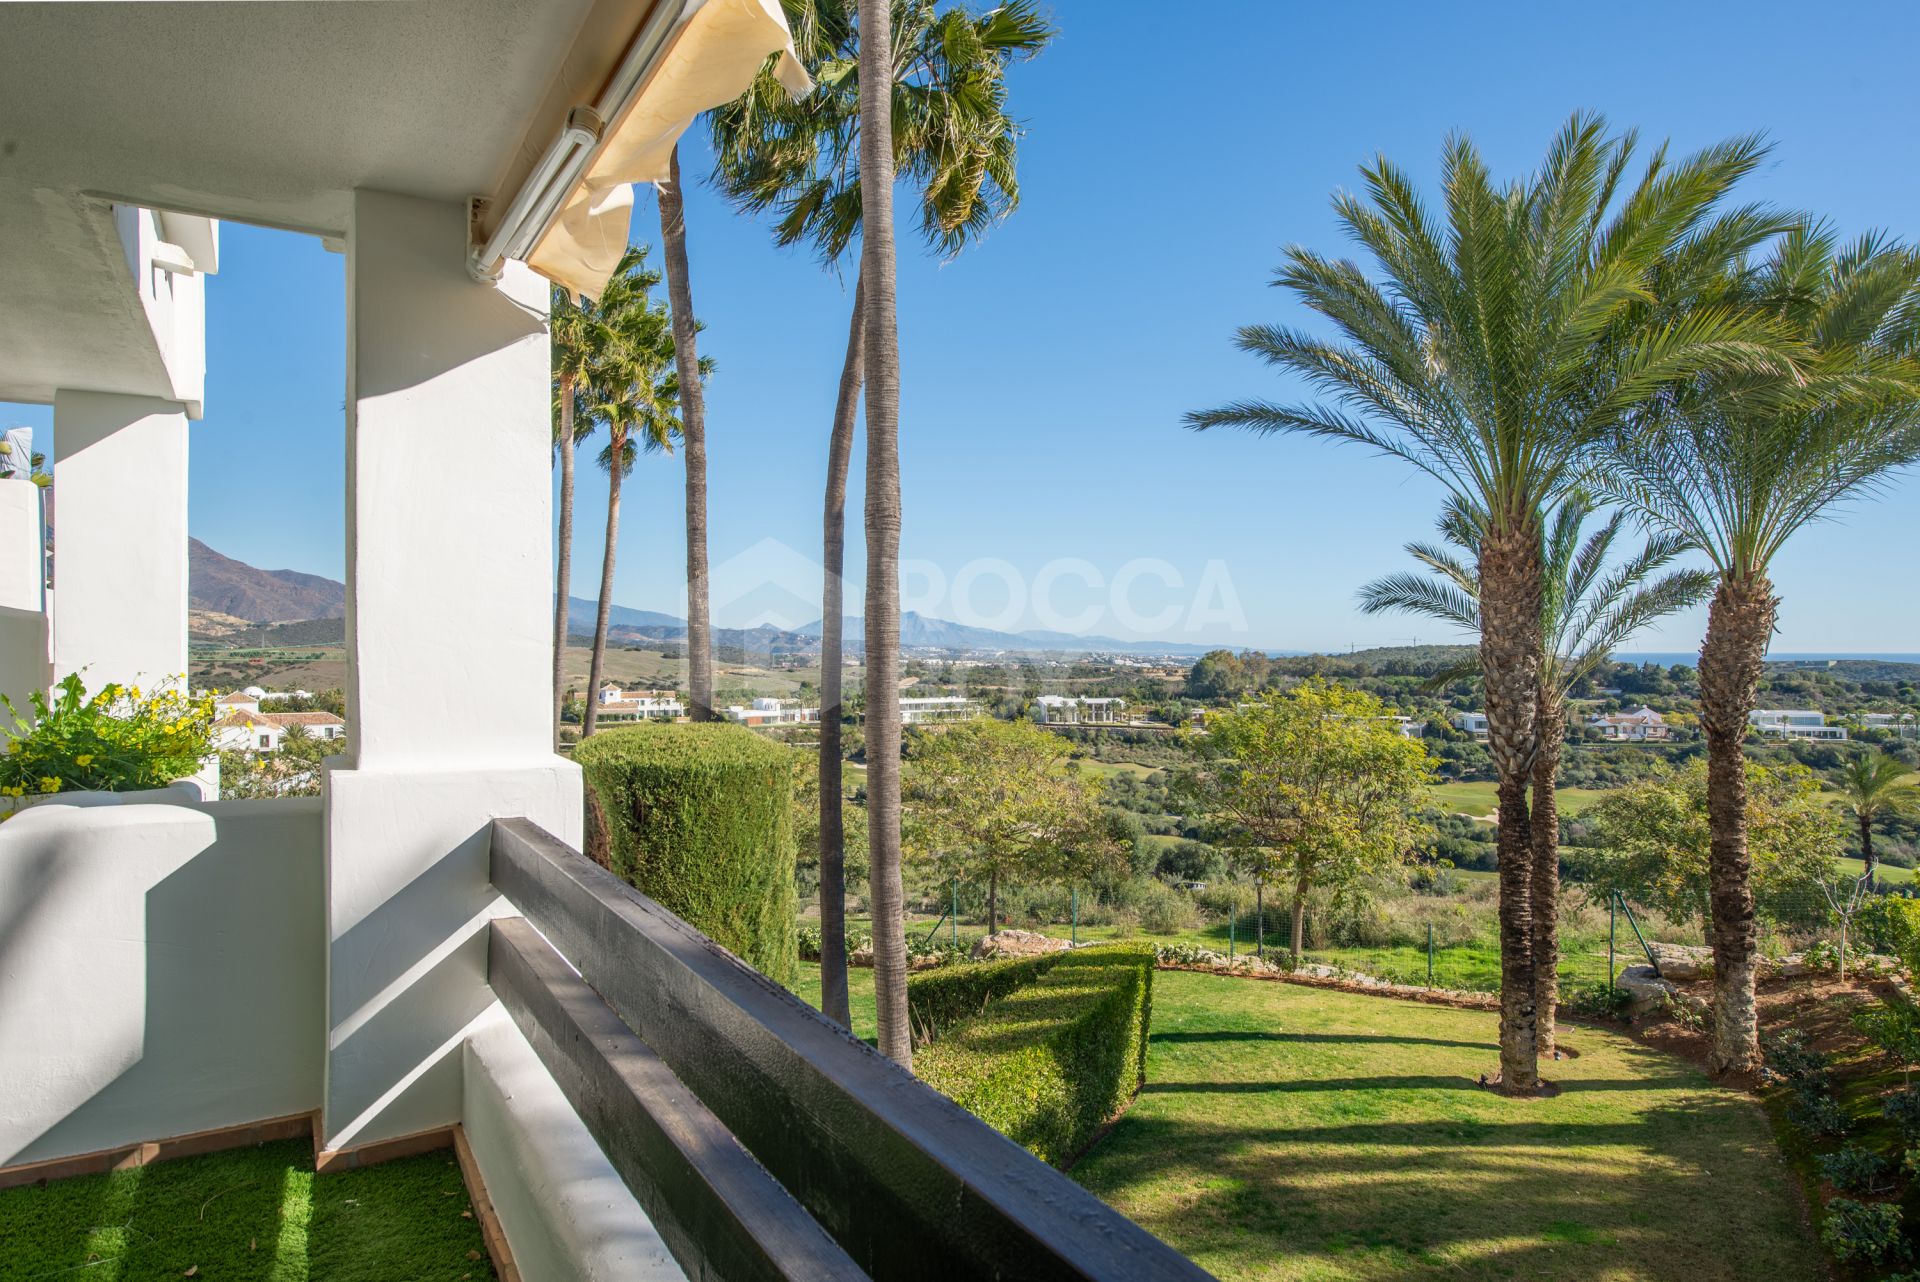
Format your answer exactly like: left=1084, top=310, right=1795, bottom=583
left=0, top=797, right=325, bottom=1167
left=111, top=205, right=214, bottom=418
left=0, top=479, right=48, bottom=717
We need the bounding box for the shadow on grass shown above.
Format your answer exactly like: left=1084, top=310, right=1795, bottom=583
left=1152, top=1029, right=1499, bottom=1052
left=1142, top=1074, right=1699, bottom=1096
left=1073, top=1100, right=1814, bottom=1281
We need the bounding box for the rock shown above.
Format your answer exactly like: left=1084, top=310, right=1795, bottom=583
left=1647, top=943, right=1714, bottom=982
left=1614, top=964, right=1707, bottom=1019
left=969, top=929, right=1072, bottom=960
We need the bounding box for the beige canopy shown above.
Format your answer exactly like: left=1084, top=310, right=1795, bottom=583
left=528, top=0, right=809, bottom=299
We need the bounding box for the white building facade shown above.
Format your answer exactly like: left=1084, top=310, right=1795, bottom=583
left=1032, top=695, right=1126, bottom=725
left=1750, top=709, right=1849, bottom=741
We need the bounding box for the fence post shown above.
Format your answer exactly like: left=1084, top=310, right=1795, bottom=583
left=1608, top=892, right=1617, bottom=994
left=951, top=879, right=959, bottom=950
left=1256, top=879, right=1264, bottom=961
left=1071, top=886, right=1078, bottom=946
left=1229, top=910, right=1235, bottom=962
left=1427, top=922, right=1434, bottom=989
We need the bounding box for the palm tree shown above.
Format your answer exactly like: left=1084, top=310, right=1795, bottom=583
left=710, top=0, right=1052, bottom=1030
left=656, top=149, right=718, bottom=722
left=1837, top=751, right=1918, bottom=891
left=552, top=287, right=600, bottom=744
left=580, top=249, right=695, bottom=737
left=1598, top=226, right=1920, bottom=1074
left=1188, top=114, right=1788, bottom=1092
left=856, top=0, right=908, bottom=1068
left=1361, top=494, right=1713, bottom=1051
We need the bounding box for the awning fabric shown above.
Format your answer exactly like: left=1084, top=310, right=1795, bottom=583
left=528, top=0, right=810, bottom=299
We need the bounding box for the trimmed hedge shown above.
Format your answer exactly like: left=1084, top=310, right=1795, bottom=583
left=575, top=722, right=797, bottom=985
left=914, top=944, right=1154, bottom=1166
left=907, top=951, right=1068, bottom=1038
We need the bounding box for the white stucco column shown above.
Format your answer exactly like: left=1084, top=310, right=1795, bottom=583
left=47, top=390, right=190, bottom=693
left=321, top=189, right=581, bottom=1153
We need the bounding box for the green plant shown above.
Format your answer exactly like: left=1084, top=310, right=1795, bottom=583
left=1789, top=1090, right=1852, bottom=1138
left=915, top=944, right=1154, bottom=1166
left=1888, top=1088, right=1920, bottom=1143
left=1, top=674, right=213, bottom=802
left=1817, top=1145, right=1892, bottom=1194
left=576, top=723, right=797, bottom=984
left=906, top=951, right=1067, bottom=1039
left=1855, top=1001, right=1920, bottom=1080
left=1134, top=879, right=1200, bottom=935
left=0, top=435, right=50, bottom=485
left=1657, top=990, right=1708, bottom=1034
left=1804, top=938, right=1843, bottom=973
left=1820, top=1198, right=1906, bottom=1265
left=1564, top=981, right=1634, bottom=1021
left=1765, top=1029, right=1832, bottom=1083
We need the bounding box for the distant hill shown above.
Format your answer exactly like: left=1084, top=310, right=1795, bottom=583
left=799, top=611, right=1219, bottom=657
left=563, top=596, right=684, bottom=636
left=190, top=538, right=344, bottom=623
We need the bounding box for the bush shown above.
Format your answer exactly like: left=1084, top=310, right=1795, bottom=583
left=1563, top=981, right=1633, bottom=1021
left=1855, top=1001, right=1920, bottom=1073
left=1764, top=1029, right=1831, bottom=1084
left=915, top=944, right=1154, bottom=1166
left=576, top=723, right=797, bottom=985
left=1790, top=1091, right=1852, bottom=1138
left=1821, top=1198, right=1906, bottom=1265
left=1, top=674, right=214, bottom=801
left=1857, top=896, right=1920, bottom=968
left=907, top=951, right=1067, bottom=1037
left=1817, top=1145, right=1892, bottom=1194
left=1886, top=1088, right=1920, bottom=1143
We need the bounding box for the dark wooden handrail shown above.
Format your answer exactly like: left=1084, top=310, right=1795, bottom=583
left=489, top=816, right=1216, bottom=1282
left=489, top=917, right=867, bottom=1281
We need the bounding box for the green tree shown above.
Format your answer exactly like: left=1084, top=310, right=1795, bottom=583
left=550, top=284, right=601, bottom=743
left=904, top=719, right=1123, bottom=935
left=1597, top=226, right=1920, bottom=1072
left=1359, top=494, right=1713, bottom=1049
left=1835, top=750, right=1919, bottom=891
left=712, top=0, right=1052, bottom=1031
left=579, top=249, right=702, bottom=737
left=1185, top=681, right=1432, bottom=966
left=1188, top=114, right=1786, bottom=1091
left=1576, top=761, right=1840, bottom=928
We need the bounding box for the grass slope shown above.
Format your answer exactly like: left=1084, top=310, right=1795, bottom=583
left=0, top=1139, right=495, bottom=1281
left=1070, top=971, right=1820, bottom=1282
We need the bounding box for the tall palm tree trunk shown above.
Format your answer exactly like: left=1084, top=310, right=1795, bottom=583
left=1530, top=693, right=1563, bottom=1057
left=659, top=146, right=715, bottom=721
left=818, top=273, right=866, bottom=1031
left=1698, top=574, right=1774, bottom=1076
left=552, top=376, right=577, bottom=744
left=1478, top=521, right=1543, bottom=1094
left=1861, top=814, right=1878, bottom=892
left=583, top=441, right=626, bottom=739
left=858, top=0, right=910, bottom=1069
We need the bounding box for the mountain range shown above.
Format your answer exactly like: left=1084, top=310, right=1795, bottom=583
left=191, top=542, right=1222, bottom=657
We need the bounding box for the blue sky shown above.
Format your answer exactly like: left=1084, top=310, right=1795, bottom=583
left=11, top=0, right=1920, bottom=654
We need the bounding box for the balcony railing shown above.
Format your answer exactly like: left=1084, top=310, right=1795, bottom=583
left=489, top=817, right=1215, bottom=1282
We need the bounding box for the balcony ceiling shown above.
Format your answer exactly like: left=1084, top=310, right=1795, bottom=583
left=0, top=0, right=647, bottom=406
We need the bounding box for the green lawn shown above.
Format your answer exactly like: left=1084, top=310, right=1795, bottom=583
left=0, top=1139, right=495, bottom=1281
left=1427, top=780, right=1608, bottom=818
left=1070, top=971, right=1820, bottom=1282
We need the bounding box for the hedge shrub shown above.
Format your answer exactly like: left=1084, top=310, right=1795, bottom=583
left=575, top=723, right=797, bottom=985
left=907, top=951, right=1068, bottom=1038
left=914, top=943, right=1154, bottom=1166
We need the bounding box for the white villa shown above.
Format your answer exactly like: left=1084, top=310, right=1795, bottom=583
left=595, top=683, right=685, bottom=721
left=1387, top=715, right=1427, bottom=739
left=0, top=6, right=1196, bottom=1279
left=1864, top=712, right=1920, bottom=740
left=1032, top=695, right=1126, bottom=725
left=210, top=692, right=349, bottom=753
left=1453, top=711, right=1489, bottom=740
left=1588, top=705, right=1672, bottom=742
left=1750, top=709, right=1849, bottom=741
left=901, top=695, right=983, bottom=724
left=723, top=697, right=820, bottom=727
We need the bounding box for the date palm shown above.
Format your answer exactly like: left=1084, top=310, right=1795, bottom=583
left=579, top=250, right=700, bottom=738
left=551, top=286, right=601, bottom=744
left=1360, top=493, right=1713, bottom=1051
left=711, top=0, right=1052, bottom=1031
left=1189, top=114, right=1788, bottom=1092
left=1598, top=225, right=1920, bottom=1074
left=1837, top=751, right=1918, bottom=891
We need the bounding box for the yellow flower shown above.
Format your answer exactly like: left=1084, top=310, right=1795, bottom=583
left=39, top=777, right=61, bottom=793
left=74, top=754, right=94, bottom=767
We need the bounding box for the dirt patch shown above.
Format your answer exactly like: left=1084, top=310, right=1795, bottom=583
left=1626, top=973, right=1892, bottom=1089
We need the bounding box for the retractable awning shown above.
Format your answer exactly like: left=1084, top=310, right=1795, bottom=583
left=493, top=0, right=809, bottom=299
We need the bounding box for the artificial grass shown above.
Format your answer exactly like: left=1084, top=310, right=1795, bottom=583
left=1069, top=970, right=1822, bottom=1282
left=0, top=1139, right=495, bottom=1281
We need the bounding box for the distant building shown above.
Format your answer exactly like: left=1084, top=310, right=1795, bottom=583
left=1452, top=711, right=1488, bottom=740
left=1588, top=705, right=1671, bottom=742
left=595, top=684, right=683, bottom=722
left=1863, top=712, right=1920, bottom=740
left=1749, top=709, right=1848, bottom=741
left=723, top=697, right=818, bottom=727
left=209, top=691, right=346, bottom=752
left=212, top=708, right=282, bottom=754
left=1031, top=695, right=1125, bottom=726
left=901, top=696, right=981, bottom=725
left=1387, top=715, right=1426, bottom=739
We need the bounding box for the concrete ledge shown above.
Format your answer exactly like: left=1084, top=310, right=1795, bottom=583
left=462, top=1006, right=686, bottom=1282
